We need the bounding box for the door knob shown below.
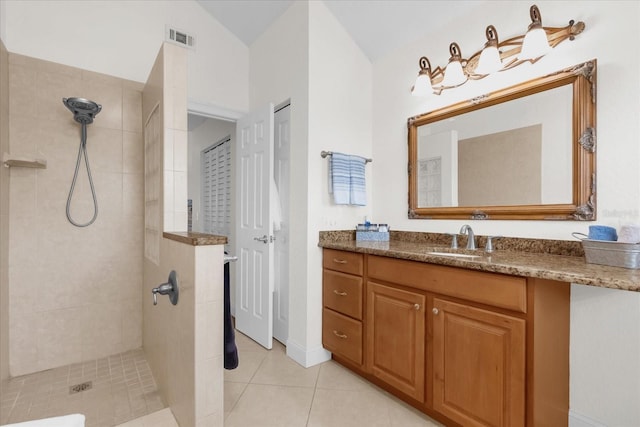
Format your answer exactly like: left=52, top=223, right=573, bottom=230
left=254, top=235, right=269, bottom=243
left=432, top=308, right=439, bottom=315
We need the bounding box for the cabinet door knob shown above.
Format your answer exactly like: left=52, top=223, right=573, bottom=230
left=414, top=303, right=421, bottom=310
left=333, top=258, right=347, bottom=264
left=333, top=290, right=348, bottom=296
left=333, top=330, right=347, bottom=339
left=432, top=308, right=439, bottom=315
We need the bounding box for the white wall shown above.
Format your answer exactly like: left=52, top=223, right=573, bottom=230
left=249, top=1, right=312, bottom=364
left=372, top=1, right=640, bottom=424
left=306, top=0, right=373, bottom=359
left=249, top=0, right=373, bottom=365
left=3, top=0, right=249, bottom=112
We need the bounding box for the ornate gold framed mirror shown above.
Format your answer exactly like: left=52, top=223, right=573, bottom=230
left=408, top=60, right=596, bottom=220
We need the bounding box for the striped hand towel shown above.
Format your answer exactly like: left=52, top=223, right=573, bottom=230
left=329, top=152, right=351, bottom=205
left=349, top=155, right=367, bottom=206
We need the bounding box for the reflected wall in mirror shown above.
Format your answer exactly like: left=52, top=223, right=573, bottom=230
left=408, top=60, right=596, bottom=220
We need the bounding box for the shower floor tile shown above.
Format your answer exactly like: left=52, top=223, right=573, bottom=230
left=0, top=348, right=164, bottom=427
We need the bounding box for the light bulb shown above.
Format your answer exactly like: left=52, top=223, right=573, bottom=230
left=411, top=73, right=431, bottom=96
left=475, top=45, right=503, bottom=75
left=520, top=27, right=551, bottom=60
left=441, top=60, right=466, bottom=87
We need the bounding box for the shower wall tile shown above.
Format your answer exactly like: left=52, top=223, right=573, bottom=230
left=163, top=170, right=174, bottom=213
left=9, top=313, right=39, bottom=376
left=123, top=172, right=144, bottom=216
left=36, top=307, right=85, bottom=371
left=123, top=131, right=143, bottom=173
left=89, top=127, right=124, bottom=173
left=36, top=71, right=81, bottom=124
left=164, top=128, right=174, bottom=170
left=83, top=79, right=123, bottom=131
left=123, top=89, right=143, bottom=133
left=7, top=54, right=144, bottom=376
left=7, top=167, right=37, bottom=218
left=8, top=64, right=36, bottom=122
left=173, top=171, right=187, bottom=213
left=173, top=130, right=187, bottom=172
left=8, top=116, right=40, bottom=158
left=1, top=41, right=8, bottom=381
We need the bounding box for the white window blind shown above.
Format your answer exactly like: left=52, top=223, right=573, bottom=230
left=201, top=137, right=231, bottom=237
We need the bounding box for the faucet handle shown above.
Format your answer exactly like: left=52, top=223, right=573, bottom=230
left=447, top=233, right=458, bottom=249
left=485, top=236, right=503, bottom=253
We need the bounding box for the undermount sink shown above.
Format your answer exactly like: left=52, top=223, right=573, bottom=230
left=427, top=251, right=482, bottom=259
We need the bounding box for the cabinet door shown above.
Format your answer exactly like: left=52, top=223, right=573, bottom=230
left=432, top=298, right=525, bottom=427
left=367, top=281, right=425, bottom=401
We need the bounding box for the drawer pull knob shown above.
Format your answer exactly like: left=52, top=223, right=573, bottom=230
left=414, top=303, right=421, bottom=310
left=333, top=330, right=348, bottom=339
left=432, top=308, right=439, bottom=315
left=333, top=290, right=348, bottom=296
left=333, top=258, right=348, bottom=264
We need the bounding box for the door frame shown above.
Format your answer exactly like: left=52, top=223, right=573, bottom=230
left=187, top=100, right=291, bottom=339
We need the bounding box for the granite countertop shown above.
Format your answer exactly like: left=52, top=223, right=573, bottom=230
left=163, top=231, right=228, bottom=246
left=319, top=231, right=640, bottom=292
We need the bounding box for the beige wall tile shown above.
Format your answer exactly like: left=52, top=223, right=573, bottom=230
left=87, top=127, right=123, bottom=173
left=123, top=173, right=144, bottom=217
left=123, top=89, right=143, bottom=133
left=123, top=131, right=143, bottom=173
left=36, top=71, right=81, bottom=124
left=195, top=300, right=223, bottom=363
left=36, top=307, right=85, bottom=371
left=9, top=312, right=39, bottom=376
left=8, top=167, right=37, bottom=218
left=7, top=55, right=143, bottom=376
left=81, top=79, right=123, bottom=131
left=8, top=64, right=37, bottom=121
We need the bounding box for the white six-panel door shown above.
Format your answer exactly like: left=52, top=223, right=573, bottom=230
left=234, top=104, right=274, bottom=349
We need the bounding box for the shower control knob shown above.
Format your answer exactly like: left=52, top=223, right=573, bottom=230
left=152, top=270, right=179, bottom=306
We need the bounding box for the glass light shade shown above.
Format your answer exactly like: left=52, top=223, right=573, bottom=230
left=474, top=45, right=503, bottom=75
left=411, top=72, right=431, bottom=96
left=520, top=27, right=551, bottom=60
left=441, top=60, right=467, bottom=87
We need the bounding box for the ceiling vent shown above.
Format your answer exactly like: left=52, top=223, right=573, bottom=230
left=166, top=25, right=195, bottom=49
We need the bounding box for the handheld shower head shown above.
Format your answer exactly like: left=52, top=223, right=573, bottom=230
left=63, top=97, right=102, bottom=124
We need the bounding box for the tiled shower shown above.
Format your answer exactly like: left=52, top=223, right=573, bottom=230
left=1, top=41, right=224, bottom=426
left=0, top=40, right=152, bottom=425
left=5, top=52, right=144, bottom=377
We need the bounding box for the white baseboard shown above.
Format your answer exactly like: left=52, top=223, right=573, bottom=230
left=569, top=410, right=607, bottom=427
left=285, top=339, right=331, bottom=368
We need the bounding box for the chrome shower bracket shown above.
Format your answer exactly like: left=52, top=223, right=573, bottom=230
left=152, top=270, right=179, bottom=306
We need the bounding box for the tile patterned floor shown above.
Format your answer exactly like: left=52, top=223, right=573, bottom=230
left=0, top=349, right=164, bottom=427
left=224, top=331, right=443, bottom=427
left=1, top=332, right=444, bottom=427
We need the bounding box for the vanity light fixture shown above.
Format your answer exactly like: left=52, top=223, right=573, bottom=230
left=411, top=4, right=585, bottom=96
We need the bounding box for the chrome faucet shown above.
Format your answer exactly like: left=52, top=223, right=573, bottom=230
left=459, top=224, right=476, bottom=250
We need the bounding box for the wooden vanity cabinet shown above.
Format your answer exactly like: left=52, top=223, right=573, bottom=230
left=431, top=297, right=525, bottom=427
left=367, top=281, right=426, bottom=401
left=322, top=249, right=569, bottom=427
left=322, top=249, right=364, bottom=366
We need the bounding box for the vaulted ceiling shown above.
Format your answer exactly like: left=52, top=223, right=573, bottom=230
left=196, top=0, right=489, bottom=62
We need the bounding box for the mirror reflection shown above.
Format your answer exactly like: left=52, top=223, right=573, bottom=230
left=416, top=85, right=573, bottom=208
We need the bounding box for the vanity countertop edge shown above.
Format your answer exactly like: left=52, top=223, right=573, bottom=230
left=318, top=231, right=640, bottom=293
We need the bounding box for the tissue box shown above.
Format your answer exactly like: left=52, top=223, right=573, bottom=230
left=356, top=231, right=389, bottom=242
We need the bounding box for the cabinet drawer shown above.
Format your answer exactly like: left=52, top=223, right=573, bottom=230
left=322, top=308, right=362, bottom=365
left=323, top=249, right=363, bottom=276
left=323, top=270, right=363, bottom=320
left=368, top=255, right=527, bottom=313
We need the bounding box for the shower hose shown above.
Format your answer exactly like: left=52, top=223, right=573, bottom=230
left=66, top=122, right=98, bottom=227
